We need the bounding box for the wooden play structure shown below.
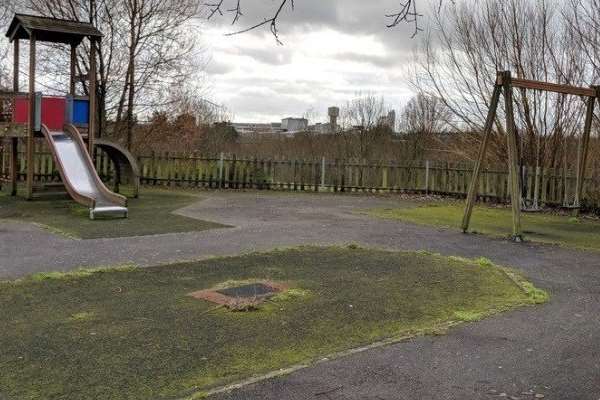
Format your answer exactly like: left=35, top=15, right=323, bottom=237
left=1, top=14, right=140, bottom=218
left=462, top=71, right=597, bottom=241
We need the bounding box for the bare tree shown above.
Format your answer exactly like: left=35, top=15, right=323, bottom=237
left=400, top=93, right=451, bottom=159
left=411, top=0, right=586, bottom=168
left=16, top=0, right=203, bottom=149
left=0, top=0, right=16, bottom=88
left=129, top=85, right=233, bottom=154
left=114, top=0, right=201, bottom=148
left=566, top=0, right=600, bottom=83
left=341, top=93, right=393, bottom=160
left=170, top=86, right=232, bottom=126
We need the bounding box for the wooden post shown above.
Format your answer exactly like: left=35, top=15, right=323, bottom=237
left=13, top=39, right=19, bottom=92
left=70, top=43, right=77, bottom=95
left=573, top=89, right=596, bottom=214
left=26, top=34, right=36, bottom=200
left=10, top=138, right=18, bottom=196
left=461, top=83, right=502, bottom=232
left=383, top=165, right=388, bottom=190
left=11, top=39, right=19, bottom=196
left=218, top=152, right=224, bottom=188
left=88, top=38, right=97, bottom=155
left=425, top=160, right=430, bottom=194
left=321, top=156, right=326, bottom=191
left=533, top=165, right=541, bottom=209
left=502, top=71, right=523, bottom=241
left=562, top=162, right=568, bottom=207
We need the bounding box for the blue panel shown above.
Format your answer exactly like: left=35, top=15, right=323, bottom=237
left=73, top=100, right=89, bottom=124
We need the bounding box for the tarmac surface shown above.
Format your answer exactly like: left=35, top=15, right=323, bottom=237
left=1, top=191, right=598, bottom=399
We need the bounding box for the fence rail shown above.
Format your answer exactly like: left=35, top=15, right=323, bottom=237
left=2, top=148, right=600, bottom=208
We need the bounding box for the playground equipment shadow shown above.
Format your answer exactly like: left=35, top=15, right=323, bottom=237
left=0, top=189, right=228, bottom=239
left=0, top=246, right=545, bottom=400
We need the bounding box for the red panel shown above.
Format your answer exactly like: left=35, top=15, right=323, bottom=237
left=14, top=97, right=29, bottom=124
left=41, top=97, right=66, bottom=130
left=13, top=96, right=66, bottom=130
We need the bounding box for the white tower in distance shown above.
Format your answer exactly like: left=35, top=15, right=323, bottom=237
left=328, top=106, right=340, bottom=132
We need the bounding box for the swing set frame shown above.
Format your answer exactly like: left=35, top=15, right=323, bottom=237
left=461, top=70, right=598, bottom=241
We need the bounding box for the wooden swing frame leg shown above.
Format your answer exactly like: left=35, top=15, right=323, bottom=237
left=462, top=71, right=523, bottom=242
left=463, top=71, right=598, bottom=239
left=461, top=84, right=502, bottom=233
left=502, top=72, right=523, bottom=242
left=573, top=89, right=597, bottom=217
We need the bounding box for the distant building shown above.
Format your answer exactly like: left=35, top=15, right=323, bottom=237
left=233, top=118, right=307, bottom=137
left=231, top=122, right=285, bottom=136
left=281, top=118, right=308, bottom=133
left=327, top=107, right=339, bottom=132
left=230, top=105, right=395, bottom=137
left=378, top=110, right=397, bottom=131
left=309, top=122, right=337, bottom=134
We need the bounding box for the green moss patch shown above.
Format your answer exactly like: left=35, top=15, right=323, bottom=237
left=0, top=246, right=546, bottom=400
left=0, top=189, right=227, bottom=239
left=367, top=203, right=600, bottom=251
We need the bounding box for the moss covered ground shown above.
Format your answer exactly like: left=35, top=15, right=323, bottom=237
left=0, top=189, right=227, bottom=239
left=367, top=203, right=600, bottom=251
left=0, top=246, right=546, bottom=400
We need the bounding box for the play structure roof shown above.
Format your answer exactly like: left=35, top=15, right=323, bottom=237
left=6, top=14, right=102, bottom=44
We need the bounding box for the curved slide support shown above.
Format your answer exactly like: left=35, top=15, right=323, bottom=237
left=41, top=124, right=128, bottom=219
left=95, top=139, right=140, bottom=198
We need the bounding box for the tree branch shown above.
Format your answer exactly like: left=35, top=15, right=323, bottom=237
left=204, top=0, right=295, bottom=44
left=386, top=0, right=424, bottom=38
left=206, top=0, right=433, bottom=43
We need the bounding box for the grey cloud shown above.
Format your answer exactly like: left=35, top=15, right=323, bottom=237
left=205, top=0, right=430, bottom=52
left=227, top=91, right=311, bottom=117
left=217, top=70, right=410, bottom=103
left=214, top=35, right=294, bottom=65
left=241, top=46, right=294, bottom=65
left=202, top=0, right=432, bottom=121
left=332, top=51, right=410, bottom=68
left=205, top=59, right=236, bottom=75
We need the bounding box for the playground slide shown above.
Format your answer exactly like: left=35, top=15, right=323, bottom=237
left=41, top=124, right=128, bottom=219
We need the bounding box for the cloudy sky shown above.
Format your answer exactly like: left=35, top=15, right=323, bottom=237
left=199, top=1, right=429, bottom=124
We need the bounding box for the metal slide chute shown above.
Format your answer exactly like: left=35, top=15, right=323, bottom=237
left=41, top=123, right=128, bottom=219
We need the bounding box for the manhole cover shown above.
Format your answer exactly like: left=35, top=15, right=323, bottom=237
left=188, top=280, right=288, bottom=310
left=216, top=283, right=277, bottom=298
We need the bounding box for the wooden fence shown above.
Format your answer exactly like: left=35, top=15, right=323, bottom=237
left=2, top=148, right=600, bottom=208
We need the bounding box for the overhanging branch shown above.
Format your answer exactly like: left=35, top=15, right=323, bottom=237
left=206, top=0, right=433, bottom=43
left=206, top=0, right=293, bottom=44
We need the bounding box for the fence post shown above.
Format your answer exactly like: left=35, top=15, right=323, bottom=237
left=382, top=164, right=388, bottom=190
left=320, top=156, right=326, bottom=191
left=518, top=165, right=524, bottom=205
left=218, top=152, right=224, bottom=189
left=533, top=165, right=540, bottom=209
left=10, top=138, right=18, bottom=196
left=425, top=160, right=430, bottom=194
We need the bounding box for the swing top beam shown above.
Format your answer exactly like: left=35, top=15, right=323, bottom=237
left=497, top=74, right=597, bottom=98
